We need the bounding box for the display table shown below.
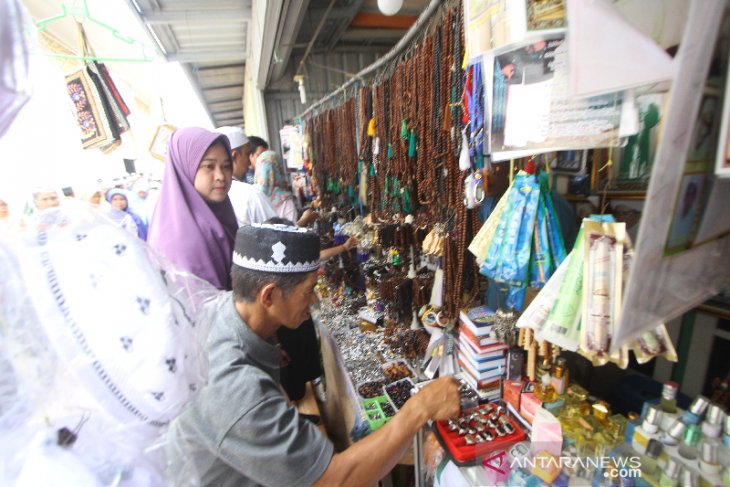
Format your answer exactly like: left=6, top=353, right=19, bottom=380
left=314, top=308, right=415, bottom=466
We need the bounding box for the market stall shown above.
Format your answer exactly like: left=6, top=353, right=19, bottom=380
left=285, top=0, right=730, bottom=485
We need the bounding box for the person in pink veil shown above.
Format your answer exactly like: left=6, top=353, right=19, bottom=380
left=148, top=127, right=237, bottom=290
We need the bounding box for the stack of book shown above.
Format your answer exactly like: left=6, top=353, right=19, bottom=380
left=458, top=305, right=508, bottom=401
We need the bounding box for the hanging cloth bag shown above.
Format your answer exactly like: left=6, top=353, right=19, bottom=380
left=65, top=22, right=129, bottom=151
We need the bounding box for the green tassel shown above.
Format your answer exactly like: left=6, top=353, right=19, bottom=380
left=400, top=119, right=408, bottom=140
left=408, top=129, right=416, bottom=158
left=476, top=152, right=484, bottom=170
left=384, top=175, right=389, bottom=195
left=403, top=187, right=413, bottom=214
left=347, top=185, right=355, bottom=200
left=369, top=163, right=376, bottom=176
left=387, top=143, right=393, bottom=159
left=392, top=177, right=400, bottom=197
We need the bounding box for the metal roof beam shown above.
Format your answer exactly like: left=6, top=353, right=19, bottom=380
left=142, top=8, right=251, bottom=24
left=166, top=50, right=246, bottom=62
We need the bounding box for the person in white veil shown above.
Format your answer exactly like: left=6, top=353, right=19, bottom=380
left=0, top=202, right=220, bottom=486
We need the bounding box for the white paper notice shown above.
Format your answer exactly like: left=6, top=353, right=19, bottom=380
left=567, top=0, right=677, bottom=98
left=504, top=81, right=552, bottom=147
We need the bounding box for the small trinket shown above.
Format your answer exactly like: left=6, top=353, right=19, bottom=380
left=481, top=431, right=495, bottom=442
left=499, top=416, right=515, bottom=434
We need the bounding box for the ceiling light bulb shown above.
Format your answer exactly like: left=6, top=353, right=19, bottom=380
left=377, top=0, right=403, bottom=16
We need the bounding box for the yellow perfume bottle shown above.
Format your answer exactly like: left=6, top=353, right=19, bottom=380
left=535, top=374, right=557, bottom=403
left=566, top=383, right=589, bottom=402
left=551, top=357, right=568, bottom=394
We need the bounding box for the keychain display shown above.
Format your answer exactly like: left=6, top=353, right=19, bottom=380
left=463, top=171, right=485, bottom=209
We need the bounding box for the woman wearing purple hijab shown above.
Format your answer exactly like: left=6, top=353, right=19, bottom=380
left=148, top=127, right=237, bottom=290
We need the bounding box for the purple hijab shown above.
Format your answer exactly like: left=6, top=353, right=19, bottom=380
left=148, top=127, right=237, bottom=290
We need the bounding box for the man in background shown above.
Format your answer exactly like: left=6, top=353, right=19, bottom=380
left=32, top=188, right=60, bottom=211
left=216, top=127, right=277, bottom=227
left=217, top=127, right=317, bottom=228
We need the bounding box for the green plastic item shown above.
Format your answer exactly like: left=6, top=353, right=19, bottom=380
left=362, top=396, right=391, bottom=431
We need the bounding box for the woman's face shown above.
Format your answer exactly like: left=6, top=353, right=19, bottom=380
left=110, top=194, right=128, bottom=211
left=0, top=199, right=8, bottom=218
left=90, top=192, right=101, bottom=206
left=194, top=142, right=232, bottom=204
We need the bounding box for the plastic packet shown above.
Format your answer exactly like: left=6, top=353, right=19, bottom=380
left=580, top=220, right=626, bottom=365
left=480, top=183, right=518, bottom=279
left=468, top=175, right=514, bottom=264
left=498, top=174, right=540, bottom=287
left=530, top=193, right=552, bottom=288
left=619, top=236, right=678, bottom=364
left=542, top=180, right=567, bottom=267
left=631, top=325, right=678, bottom=364
left=519, top=255, right=571, bottom=335
left=540, top=227, right=585, bottom=351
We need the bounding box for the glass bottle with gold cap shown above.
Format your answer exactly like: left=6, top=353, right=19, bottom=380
left=659, top=381, right=679, bottom=413
left=551, top=357, right=568, bottom=395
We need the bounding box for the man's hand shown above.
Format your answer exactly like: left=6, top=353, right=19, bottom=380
left=342, top=236, right=359, bottom=251
left=414, top=376, right=460, bottom=421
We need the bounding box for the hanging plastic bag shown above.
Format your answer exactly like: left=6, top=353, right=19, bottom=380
left=540, top=175, right=567, bottom=267
left=468, top=176, right=514, bottom=263
left=500, top=175, right=540, bottom=287
left=519, top=255, right=571, bottom=334
left=530, top=192, right=553, bottom=288
left=539, top=227, right=585, bottom=351
left=580, top=220, right=626, bottom=363
left=481, top=173, right=539, bottom=287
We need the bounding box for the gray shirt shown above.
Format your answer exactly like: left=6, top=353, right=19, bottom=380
left=167, top=292, right=334, bottom=486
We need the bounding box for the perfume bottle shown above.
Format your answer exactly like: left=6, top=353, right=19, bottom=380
left=535, top=374, right=557, bottom=403
left=592, top=400, right=610, bottom=426
left=661, top=419, right=686, bottom=446
left=699, top=442, right=722, bottom=476
left=678, top=423, right=701, bottom=460
left=682, top=395, right=710, bottom=425
left=658, top=458, right=681, bottom=487
left=640, top=439, right=663, bottom=477
left=550, top=357, right=568, bottom=394
left=659, top=381, right=679, bottom=413
left=642, top=405, right=662, bottom=435
left=702, top=404, right=725, bottom=438
left=680, top=469, right=699, bottom=487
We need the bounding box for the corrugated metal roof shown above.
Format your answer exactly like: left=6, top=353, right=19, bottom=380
left=125, top=0, right=251, bottom=127
left=123, top=0, right=430, bottom=132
